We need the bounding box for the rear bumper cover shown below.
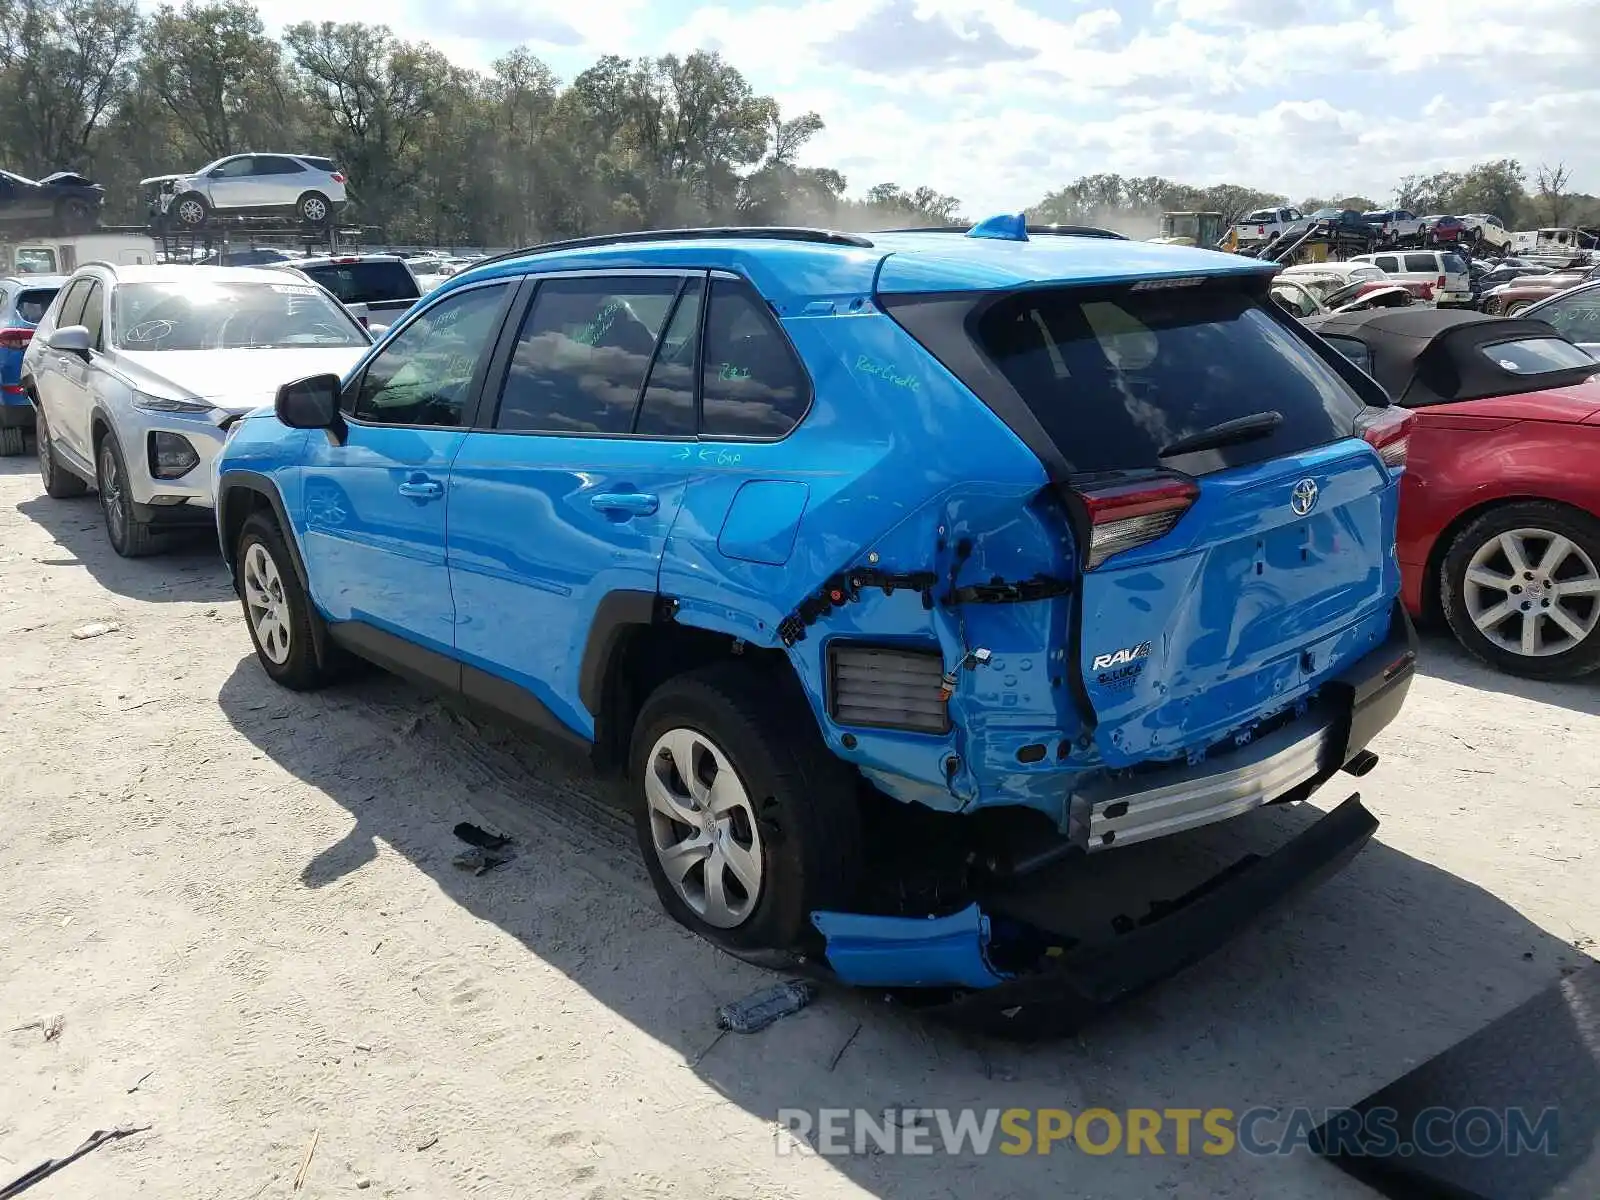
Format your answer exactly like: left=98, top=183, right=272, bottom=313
left=805, top=603, right=1416, bottom=1037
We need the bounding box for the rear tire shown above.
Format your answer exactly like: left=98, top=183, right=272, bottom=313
left=235, top=511, right=335, bottom=691
left=1441, top=502, right=1600, bottom=680
left=95, top=431, right=159, bottom=557
left=628, top=663, right=862, bottom=951
left=297, top=191, right=332, bottom=226
left=35, top=407, right=87, bottom=497
left=0, top=425, right=23, bottom=456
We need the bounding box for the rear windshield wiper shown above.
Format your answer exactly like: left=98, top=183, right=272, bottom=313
left=1158, top=410, right=1283, bottom=458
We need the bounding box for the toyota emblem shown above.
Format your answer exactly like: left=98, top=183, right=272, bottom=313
left=1290, top=478, right=1319, bottom=516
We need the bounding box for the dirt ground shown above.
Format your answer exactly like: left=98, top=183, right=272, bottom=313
left=2, top=451, right=1597, bottom=1200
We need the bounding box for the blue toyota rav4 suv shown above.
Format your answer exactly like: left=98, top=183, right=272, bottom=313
left=214, top=217, right=1417, bottom=1027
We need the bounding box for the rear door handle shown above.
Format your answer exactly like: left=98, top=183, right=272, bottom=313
left=397, top=479, right=443, bottom=500
left=591, top=492, right=659, bottom=517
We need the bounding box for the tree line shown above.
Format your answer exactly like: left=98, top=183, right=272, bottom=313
left=1, top=0, right=1594, bottom=248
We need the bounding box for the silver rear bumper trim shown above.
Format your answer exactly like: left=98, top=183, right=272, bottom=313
left=1081, top=719, right=1333, bottom=851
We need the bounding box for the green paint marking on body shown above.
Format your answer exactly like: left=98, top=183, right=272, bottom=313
left=854, top=354, right=922, bottom=392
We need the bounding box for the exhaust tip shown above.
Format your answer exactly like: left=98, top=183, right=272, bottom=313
left=1343, top=749, right=1380, bottom=778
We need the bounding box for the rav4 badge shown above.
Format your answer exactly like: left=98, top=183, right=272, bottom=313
left=1091, top=642, right=1151, bottom=671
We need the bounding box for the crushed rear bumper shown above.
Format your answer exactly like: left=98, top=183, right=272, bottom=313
left=800, top=604, right=1416, bottom=1039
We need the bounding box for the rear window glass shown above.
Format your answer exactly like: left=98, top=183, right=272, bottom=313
left=299, top=261, right=419, bottom=305
left=1244, top=209, right=1277, bottom=223
left=1480, top=337, right=1596, bottom=374
left=1442, top=253, right=1467, bottom=273
left=16, top=288, right=59, bottom=324
left=974, top=286, right=1365, bottom=474
left=1404, top=254, right=1440, bottom=273
left=301, top=157, right=336, bottom=172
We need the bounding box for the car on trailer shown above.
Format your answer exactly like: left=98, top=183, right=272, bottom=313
left=211, top=217, right=1417, bottom=1033
left=165, top=153, right=347, bottom=229
left=1305, top=307, right=1600, bottom=678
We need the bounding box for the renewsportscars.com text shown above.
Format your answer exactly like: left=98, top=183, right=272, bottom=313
left=775, top=1106, right=1559, bottom=1158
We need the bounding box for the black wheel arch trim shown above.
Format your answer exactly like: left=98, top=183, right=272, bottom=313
left=217, top=468, right=331, bottom=666
left=579, top=588, right=661, bottom=717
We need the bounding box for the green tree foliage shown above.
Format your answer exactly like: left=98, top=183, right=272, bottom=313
left=0, top=0, right=966, bottom=242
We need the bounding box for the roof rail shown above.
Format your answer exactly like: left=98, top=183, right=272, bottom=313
left=468, top=226, right=876, bottom=271
left=876, top=223, right=1129, bottom=241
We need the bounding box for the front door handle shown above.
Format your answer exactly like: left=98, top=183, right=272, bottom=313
left=591, top=492, right=659, bottom=517
left=397, top=478, right=444, bottom=500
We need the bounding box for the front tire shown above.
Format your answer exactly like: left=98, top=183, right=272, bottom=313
left=173, top=192, right=209, bottom=228
left=95, top=432, right=158, bottom=557
left=628, top=664, right=862, bottom=951
left=1441, top=502, right=1600, bottom=680
left=35, top=407, right=87, bottom=497
left=235, top=512, right=333, bottom=691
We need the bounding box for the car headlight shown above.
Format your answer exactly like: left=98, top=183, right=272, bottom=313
left=132, top=390, right=213, bottom=415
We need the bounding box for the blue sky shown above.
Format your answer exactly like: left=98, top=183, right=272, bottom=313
left=236, top=0, right=1599, bottom=215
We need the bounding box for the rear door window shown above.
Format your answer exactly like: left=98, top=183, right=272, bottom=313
left=494, top=275, right=682, bottom=435
left=300, top=261, right=420, bottom=304
left=972, top=285, right=1365, bottom=475
left=1374, top=255, right=1399, bottom=273
left=16, top=287, right=60, bottom=324
left=1404, top=253, right=1440, bottom=273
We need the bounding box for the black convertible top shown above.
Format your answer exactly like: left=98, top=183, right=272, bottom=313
left=1303, top=308, right=1600, bottom=406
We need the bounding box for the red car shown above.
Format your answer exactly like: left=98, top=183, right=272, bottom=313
left=1305, top=308, right=1600, bottom=679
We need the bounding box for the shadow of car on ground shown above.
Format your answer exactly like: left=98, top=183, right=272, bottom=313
left=214, top=648, right=1598, bottom=1199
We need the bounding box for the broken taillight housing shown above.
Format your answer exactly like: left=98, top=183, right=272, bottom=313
left=1354, top=405, right=1412, bottom=469
left=1070, top=475, right=1199, bottom=570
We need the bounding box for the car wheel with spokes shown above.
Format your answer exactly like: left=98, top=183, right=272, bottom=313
left=628, top=664, right=862, bottom=951
left=35, top=407, right=87, bottom=497
left=1441, top=502, right=1600, bottom=680
left=297, top=191, right=332, bottom=226
left=234, top=511, right=334, bottom=690
left=95, top=433, right=157, bottom=557
left=173, top=192, right=209, bottom=227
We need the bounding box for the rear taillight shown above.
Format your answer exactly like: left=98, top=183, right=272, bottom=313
left=1071, top=476, right=1199, bottom=570
left=0, top=327, right=33, bottom=351
left=330, top=172, right=346, bottom=183
left=1355, top=406, right=1412, bottom=469
left=1436, top=275, right=1446, bottom=289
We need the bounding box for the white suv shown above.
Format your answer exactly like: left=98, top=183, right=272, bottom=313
left=1349, top=249, right=1474, bottom=307
left=167, top=153, right=347, bottom=229
left=21, top=264, right=371, bottom=556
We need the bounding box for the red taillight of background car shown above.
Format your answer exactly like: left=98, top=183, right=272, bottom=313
left=1069, top=475, right=1200, bottom=569
left=1436, top=275, right=1447, bottom=289
left=0, top=327, right=33, bottom=351
left=330, top=172, right=346, bottom=184
left=1355, top=406, right=1413, bottom=469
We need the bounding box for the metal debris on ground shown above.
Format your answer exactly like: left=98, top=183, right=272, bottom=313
left=43, top=1015, right=64, bottom=1042
left=127, top=1070, right=154, bottom=1093
left=715, top=980, right=817, bottom=1034
left=451, top=822, right=516, bottom=875
left=0, top=1125, right=152, bottom=1199
left=70, top=621, right=119, bottom=641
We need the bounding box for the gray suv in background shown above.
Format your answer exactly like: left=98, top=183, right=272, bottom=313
left=167, top=153, right=347, bottom=228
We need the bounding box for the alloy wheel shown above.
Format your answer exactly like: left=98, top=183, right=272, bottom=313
left=643, top=727, right=764, bottom=929
left=98, top=445, right=125, bottom=542
left=177, top=199, right=204, bottom=226
left=302, top=197, right=328, bottom=222
left=1464, top=528, right=1600, bottom=658
left=242, top=542, right=293, bottom=665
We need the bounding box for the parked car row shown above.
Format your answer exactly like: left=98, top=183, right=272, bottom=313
left=1232, top=206, right=1518, bottom=253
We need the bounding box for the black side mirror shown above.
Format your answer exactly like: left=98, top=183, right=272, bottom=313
left=276, top=373, right=343, bottom=434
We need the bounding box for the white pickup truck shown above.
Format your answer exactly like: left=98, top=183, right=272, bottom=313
left=1460, top=213, right=1513, bottom=251
left=1229, top=205, right=1303, bottom=245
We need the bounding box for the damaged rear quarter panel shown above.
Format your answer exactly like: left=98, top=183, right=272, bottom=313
left=658, top=307, right=1089, bottom=818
